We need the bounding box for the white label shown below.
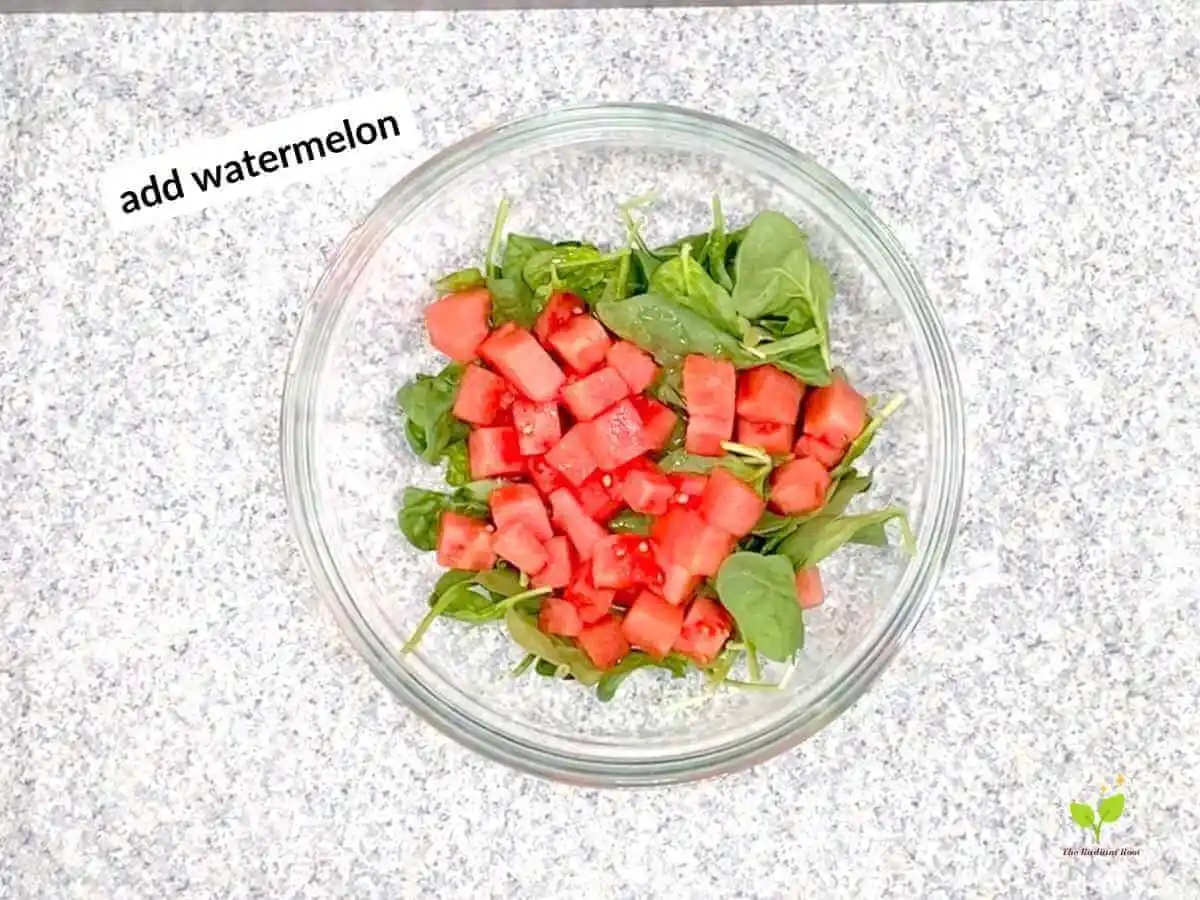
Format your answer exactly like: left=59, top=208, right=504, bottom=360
left=100, top=88, right=419, bottom=232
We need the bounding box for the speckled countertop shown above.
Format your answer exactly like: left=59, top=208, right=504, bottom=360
left=3, top=4, right=1200, bottom=897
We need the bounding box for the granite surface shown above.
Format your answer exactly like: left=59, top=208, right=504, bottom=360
left=3, top=3, right=1200, bottom=897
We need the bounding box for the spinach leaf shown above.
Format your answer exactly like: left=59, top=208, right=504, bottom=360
left=731, top=211, right=809, bottom=318
left=657, top=447, right=775, bottom=495
left=648, top=364, right=686, bottom=411
left=484, top=197, right=510, bottom=279
left=397, top=484, right=494, bottom=551
left=523, top=244, right=620, bottom=305
left=599, top=250, right=634, bottom=304
left=595, top=294, right=759, bottom=367
left=595, top=651, right=691, bottom=702
left=433, top=267, right=486, bottom=293
left=474, top=566, right=525, bottom=598
left=485, top=276, right=539, bottom=330
left=607, top=509, right=654, bottom=535
left=396, top=363, right=469, bottom=463
left=443, top=441, right=470, bottom=486
left=706, top=195, right=735, bottom=291
left=505, top=609, right=604, bottom=685
left=769, top=344, right=831, bottom=386
left=534, top=658, right=570, bottom=679
left=714, top=552, right=804, bottom=662
left=501, top=233, right=554, bottom=282
left=648, top=245, right=741, bottom=334
left=776, top=507, right=915, bottom=569
left=831, top=394, right=905, bottom=478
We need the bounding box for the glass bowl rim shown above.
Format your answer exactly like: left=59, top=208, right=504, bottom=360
left=279, top=102, right=966, bottom=787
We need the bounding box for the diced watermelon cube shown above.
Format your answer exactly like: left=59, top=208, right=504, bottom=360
left=565, top=561, right=616, bottom=624
left=699, top=468, right=767, bottom=538
left=672, top=595, right=733, bottom=665
left=659, top=563, right=700, bottom=606
left=560, top=366, right=630, bottom=421
left=619, top=464, right=675, bottom=515
left=538, top=595, right=582, bottom=636
left=651, top=508, right=735, bottom=577
left=666, top=473, right=708, bottom=511
left=605, top=341, right=659, bottom=394
left=683, top=354, right=735, bottom=441
left=795, top=566, right=824, bottom=609
left=436, top=512, right=496, bottom=570
left=479, top=323, right=566, bottom=403
left=467, top=427, right=524, bottom=479
left=736, top=418, right=794, bottom=455
left=512, top=399, right=561, bottom=456
left=424, top=288, right=491, bottom=362
left=452, top=364, right=509, bottom=426
left=794, top=434, right=844, bottom=469
left=548, top=488, right=608, bottom=560
left=526, top=456, right=569, bottom=497
left=631, top=396, right=678, bottom=453
left=803, top=376, right=867, bottom=449
left=587, top=399, right=648, bottom=471
left=534, top=292, right=586, bottom=344
left=591, top=534, right=660, bottom=590
left=543, top=423, right=599, bottom=487
left=532, top=536, right=574, bottom=590
left=489, top=484, right=553, bottom=542
left=736, top=365, right=804, bottom=425
left=622, top=589, right=685, bottom=659
left=576, top=615, right=630, bottom=668
left=685, top=415, right=731, bottom=456
left=492, top=523, right=549, bottom=575
left=770, top=457, right=832, bottom=514
left=547, top=314, right=612, bottom=374
left=575, top=471, right=624, bottom=522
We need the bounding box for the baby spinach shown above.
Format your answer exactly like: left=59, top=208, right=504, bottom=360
left=714, top=552, right=804, bottom=662
left=396, top=363, right=469, bottom=464
left=595, top=294, right=758, bottom=367
left=397, top=484, right=495, bottom=551
left=648, top=364, right=686, bottom=411
left=485, top=276, right=539, bottom=330
left=595, top=651, right=691, bottom=702
left=705, top=195, right=735, bottom=291
left=607, top=509, right=654, bottom=535
left=443, top=441, right=470, bottom=486
left=657, top=447, right=776, bottom=495
left=523, top=244, right=621, bottom=305
left=505, top=609, right=604, bottom=685
left=433, top=267, right=486, bottom=293
left=648, top=245, right=741, bottom=334
left=776, top=507, right=915, bottom=569
left=754, top=470, right=874, bottom=549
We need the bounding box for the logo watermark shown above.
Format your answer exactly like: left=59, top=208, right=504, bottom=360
left=1064, top=772, right=1139, bottom=857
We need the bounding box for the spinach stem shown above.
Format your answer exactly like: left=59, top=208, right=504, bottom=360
left=484, top=197, right=510, bottom=279
left=498, top=585, right=552, bottom=611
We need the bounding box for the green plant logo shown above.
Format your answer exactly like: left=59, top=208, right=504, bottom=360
left=1069, top=773, right=1127, bottom=843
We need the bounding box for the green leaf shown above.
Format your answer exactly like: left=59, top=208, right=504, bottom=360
left=504, top=609, right=605, bottom=685
left=501, top=233, right=554, bottom=282
left=706, top=195, right=735, bottom=291
left=396, top=484, right=494, bottom=552
left=523, top=244, right=619, bottom=305
left=648, top=245, right=740, bottom=334
left=731, top=211, right=810, bottom=319
left=1098, top=794, right=1125, bottom=823
left=595, top=651, right=690, bottom=702
left=648, top=364, right=686, bottom=412
left=599, top=250, right=634, bottom=304
left=714, top=552, right=804, bottom=662
left=657, top=448, right=774, bottom=495
left=433, top=580, right=509, bottom=624
left=608, top=509, right=654, bottom=535
left=769, top=343, right=831, bottom=386
left=443, top=441, right=470, bottom=486
left=832, top=394, right=906, bottom=478
left=396, top=363, right=469, bottom=464
left=486, top=276, right=539, bottom=330
left=473, top=566, right=525, bottom=598
left=1070, top=803, right=1096, bottom=828
left=433, top=267, right=486, bottom=293
left=484, top=197, right=510, bottom=279
left=776, top=507, right=915, bottom=569
left=595, top=294, right=759, bottom=368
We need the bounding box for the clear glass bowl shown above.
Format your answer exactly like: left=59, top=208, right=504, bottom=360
left=280, top=104, right=964, bottom=786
